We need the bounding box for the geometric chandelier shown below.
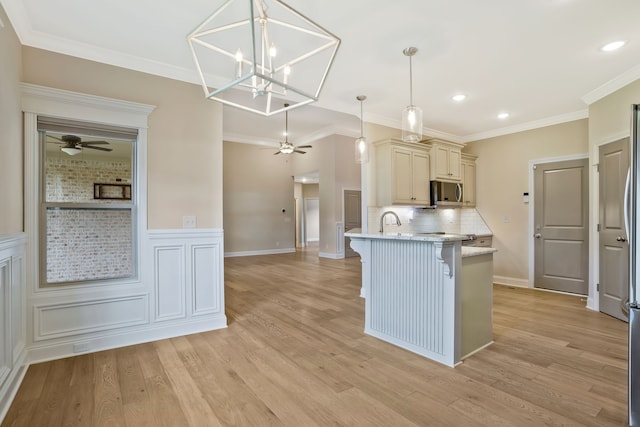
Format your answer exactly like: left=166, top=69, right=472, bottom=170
left=187, top=0, right=341, bottom=116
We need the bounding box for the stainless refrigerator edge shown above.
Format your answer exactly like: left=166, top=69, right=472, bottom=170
left=629, top=104, right=640, bottom=426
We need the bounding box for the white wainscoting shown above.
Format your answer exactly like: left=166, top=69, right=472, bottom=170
left=0, top=234, right=28, bottom=423
left=26, top=229, right=226, bottom=363
left=34, top=295, right=149, bottom=340
left=148, top=230, right=225, bottom=322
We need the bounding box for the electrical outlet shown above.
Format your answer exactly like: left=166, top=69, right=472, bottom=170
left=503, top=215, right=510, bottom=223
left=183, top=215, right=197, bottom=228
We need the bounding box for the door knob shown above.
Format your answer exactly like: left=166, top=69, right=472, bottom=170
left=616, top=236, right=627, bottom=242
left=534, top=233, right=541, bottom=239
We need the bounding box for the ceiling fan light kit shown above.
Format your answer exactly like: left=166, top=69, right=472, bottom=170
left=274, top=103, right=312, bottom=155
left=187, top=0, right=341, bottom=116
left=401, top=46, right=423, bottom=143
left=60, top=146, right=82, bottom=156
left=47, top=134, right=113, bottom=156
left=355, top=95, right=368, bottom=164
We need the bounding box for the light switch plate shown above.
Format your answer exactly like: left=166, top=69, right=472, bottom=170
left=183, top=215, right=197, bottom=228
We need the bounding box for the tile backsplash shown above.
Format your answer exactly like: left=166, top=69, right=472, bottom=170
left=367, top=206, right=492, bottom=236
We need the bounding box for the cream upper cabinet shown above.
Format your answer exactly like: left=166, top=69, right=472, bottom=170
left=376, top=139, right=430, bottom=206
left=461, top=153, right=477, bottom=207
left=428, top=140, right=462, bottom=182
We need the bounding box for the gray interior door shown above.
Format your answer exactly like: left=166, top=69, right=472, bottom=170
left=534, top=158, right=589, bottom=294
left=344, top=190, right=361, bottom=258
left=599, top=138, right=630, bottom=321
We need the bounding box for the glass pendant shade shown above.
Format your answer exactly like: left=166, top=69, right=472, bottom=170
left=402, top=105, right=423, bottom=143
left=355, top=136, right=368, bottom=164
left=401, top=47, right=423, bottom=142
left=355, top=95, right=369, bottom=164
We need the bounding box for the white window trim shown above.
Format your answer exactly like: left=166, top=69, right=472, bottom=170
left=22, top=83, right=155, bottom=295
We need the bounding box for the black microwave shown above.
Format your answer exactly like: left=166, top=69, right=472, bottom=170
left=430, top=181, right=462, bottom=207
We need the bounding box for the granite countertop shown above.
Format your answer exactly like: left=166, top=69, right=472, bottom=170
left=345, top=229, right=498, bottom=258
left=345, top=229, right=469, bottom=243
left=461, top=246, right=498, bottom=258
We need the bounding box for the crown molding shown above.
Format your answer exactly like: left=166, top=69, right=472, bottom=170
left=365, top=113, right=465, bottom=144
left=224, top=124, right=358, bottom=148
left=462, top=109, right=588, bottom=143
left=17, top=26, right=202, bottom=86
left=0, top=0, right=29, bottom=40
left=582, top=64, right=640, bottom=105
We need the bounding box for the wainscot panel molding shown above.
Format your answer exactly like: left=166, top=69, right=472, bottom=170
left=33, top=294, right=149, bottom=341
left=154, top=246, right=186, bottom=321
left=25, top=229, right=226, bottom=364
left=0, top=233, right=28, bottom=423
left=147, top=229, right=226, bottom=323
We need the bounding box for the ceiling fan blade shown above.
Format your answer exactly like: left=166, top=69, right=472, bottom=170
left=293, top=149, right=306, bottom=154
left=296, top=145, right=312, bottom=149
left=84, top=146, right=113, bottom=152
left=47, top=135, right=66, bottom=144
left=80, top=141, right=109, bottom=145
left=273, top=151, right=281, bottom=155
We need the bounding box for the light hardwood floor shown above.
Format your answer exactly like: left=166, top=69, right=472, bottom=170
left=2, top=248, right=629, bottom=426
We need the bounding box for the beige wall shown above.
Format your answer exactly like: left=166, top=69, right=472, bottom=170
left=464, top=119, right=589, bottom=281
left=589, top=79, right=640, bottom=144
left=0, top=4, right=23, bottom=234
left=21, top=47, right=223, bottom=229
left=302, top=183, right=319, bottom=198
left=223, top=141, right=295, bottom=253
left=223, top=135, right=359, bottom=256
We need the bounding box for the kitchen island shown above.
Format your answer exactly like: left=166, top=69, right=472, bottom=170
left=345, top=230, right=496, bottom=367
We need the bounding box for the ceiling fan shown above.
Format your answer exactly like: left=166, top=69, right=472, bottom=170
left=274, top=104, right=312, bottom=155
left=47, top=134, right=113, bottom=156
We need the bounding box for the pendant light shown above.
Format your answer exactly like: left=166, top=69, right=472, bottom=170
left=355, top=95, right=368, bottom=164
left=187, top=0, right=341, bottom=117
left=401, top=47, right=423, bottom=142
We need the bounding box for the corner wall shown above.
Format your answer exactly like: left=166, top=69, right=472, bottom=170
left=0, top=3, right=23, bottom=234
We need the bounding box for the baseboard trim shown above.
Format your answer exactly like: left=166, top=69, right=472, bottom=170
left=493, top=275, right=530, bottom=288
left=319, top=252, right=344, bottom=259
left=224, top=248, right=295, bottom=258
left=27, top=314, right=227, bottom=365
left=0, top=352, right=28, bottom=424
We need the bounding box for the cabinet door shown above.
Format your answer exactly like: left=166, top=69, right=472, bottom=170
left=392, top=148, right=414, bottom=204
left=462, top=161, right=476, bottom=206
left=433, top=146, right=450, bottom=180
left=412, top=152, right=430, bottom=204
left=448, top=149, right=462, bottom=180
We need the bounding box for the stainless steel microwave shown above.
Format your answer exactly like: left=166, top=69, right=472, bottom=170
left=430, top=180, right=462, bottom=207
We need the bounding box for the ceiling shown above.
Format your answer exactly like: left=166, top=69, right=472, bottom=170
left=3, top=0, right=640, bottom=146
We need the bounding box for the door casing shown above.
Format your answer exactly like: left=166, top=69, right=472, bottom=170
left=528, top=154, right=589, bottom=288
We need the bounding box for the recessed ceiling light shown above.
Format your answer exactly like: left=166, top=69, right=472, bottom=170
left=452, top=94, right=466, bottom=102
left=601, top=40, right=626, bottom=52
left=497, top=112, right=510, bottom=120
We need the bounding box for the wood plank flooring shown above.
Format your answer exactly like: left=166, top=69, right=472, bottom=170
left=2, top=248, right=629, bottom=426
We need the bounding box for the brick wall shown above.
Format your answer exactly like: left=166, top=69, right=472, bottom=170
left=45, top=156, right=134, bottom=284
left=46, top=156, right=131, bottom=202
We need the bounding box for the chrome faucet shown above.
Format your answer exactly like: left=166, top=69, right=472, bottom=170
left=379, top=211, right=402, bottom=233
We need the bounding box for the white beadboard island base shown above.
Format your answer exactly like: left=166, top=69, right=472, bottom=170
left=346, top=230, right=496, bottom=367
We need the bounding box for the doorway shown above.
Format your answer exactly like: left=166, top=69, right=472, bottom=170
left=343, top=189, right=361, bottom=258
left=304, top=198, right=320, bottom=246
left=533, top=157, right=589, bottom=294
left=598, top=137, right=630, bottom=321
